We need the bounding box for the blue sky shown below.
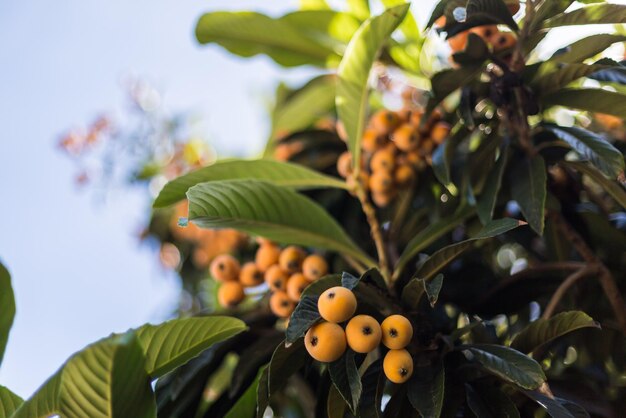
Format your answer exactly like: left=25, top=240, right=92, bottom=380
left=0, top=0, right=620, bottom=399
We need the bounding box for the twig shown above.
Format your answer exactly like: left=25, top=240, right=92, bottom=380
left=343, top=254, right=368, bottom=275
left=542, top=265, right=597, bottom=319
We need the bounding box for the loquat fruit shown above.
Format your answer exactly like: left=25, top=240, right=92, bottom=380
left=337, top=151, right=353, bottom=178
left=448, top=31, right=469, bottom=52
left=239, top=262, right=264, bottom=287
left=369, top=110, right=401, bottom=136
left=505, top=0, right=520, bottom=15
left=279, top=245, right=305, bottom=274
left=210, top=254, right=240, bottom=282
left=362, top=129, right=384, bottom=153
left=491, top=32, right=517, bottom=52
left=217, top=281, right=245, bottom=308
left=430, top=121, right=451, bottom=145
left=391, top=123, right=420, bottom=152
left=369, top=170, right=394, bottom=193
left=381, top=315, right=414, bottom=349
left=286, top=273, right=310, bottom=302
left=394, top=164, right=415, bottom=187
left=371, top=191, right=396, bottom=208
left=345, top=315, right=382, bottom=353
left=434, top=15, right=446, bottom=28
left=302, top=254, right=328, bottom=281
left=383, top=349, right=413, bottom=383
left=469, top=25, right=499, bottom=41
left=318, top=286, right=357, bottom=323
left=304, top=322, right=347, bottom=362
left=264, top=265, right=289, bottom=292
left=270, top=291, right=295, bottom=318
left=255, top=243, right=281, bottom=272
left=370, top=149, right=396, bottom=172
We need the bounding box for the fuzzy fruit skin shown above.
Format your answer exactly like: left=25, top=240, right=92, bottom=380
left=302, top=254, right=328, bottom=281
left=255, top=244, right=281, bottom=272
left=369, top=170, right=394, bottom=193
left=279, top=246, right=305, bottom=274
left=430, top=121, right=451, bottom=145
left=337, top=151, right=353, bottom=178
left=381, top=315, right=414, bottom=349
left=239, top=262, right=264, bottom=287
left=394, top=164, right=415, bottom=187
left=270, top=291, right=295, bottom=318
left=305, top=322, right=347, bottom=362
left=491, top=32, right=517, bottom=52
left=318, top=286, right=357, bottom=323
left=264, top=265, right=289, bottom=292
left=370, top=149, right=396, bottom=172
left=346, top=315, right=382, bottom=353
left=391, top=123, right=419, bottom=152
left=210, top=254, right=241, bottom=282
left=362, top=129, right=384, bottom=152
left=369, top=110, right=401, bottom=136
left=217, top=281, right=245, bottom=308
left=286, top=273, right=309, bottom=302
left=448, top=31, right=469, bottom=52
left=371, top=190, right=396, bottom=208
left=383, top=349, right=413, bottom=383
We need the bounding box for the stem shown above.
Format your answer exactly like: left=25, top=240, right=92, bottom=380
left=542, top=266, right=597, bottom=320
left=343, top=254, right=368, bottom=275
left=353, top=181, right=392, bottom=286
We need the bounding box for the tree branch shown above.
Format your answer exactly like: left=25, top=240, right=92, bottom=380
left=542, top=265, right=598, bottom=320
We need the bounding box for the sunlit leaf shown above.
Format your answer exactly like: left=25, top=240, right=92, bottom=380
left=561, top=161, right=626, bottom=208
left=550, top=34, right=626, bottom=64
left=0, top=386, right=23, bottom=418
left=11, top=372, right=62, bottom=418
left=0, top=262, right=15, bottom=367
left=542, top=88, right=626, bottom=119
left=543, top=4, right=626, bottom=27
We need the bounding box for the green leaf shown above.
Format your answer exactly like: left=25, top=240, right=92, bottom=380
left=382, top=0, right=421, bottom=40
left=510, top=311, right=600, bottom=354
left=462, top=344, right=546, bottom=389
left=432, top=124, right=469, bottom=187
left=477, top=144, right=508, bottom=224
left=59, top=332, right=156, bottom=418
left=523, top=392, right=577, bottom=418
left=0, top=262, right=15, bottom=366
left=348, top=0, right=370, bottom=21
left=543, top=4, right=626, bottom=28
left=531, top=60, right=617, bottom=95
left=407, top=360, right=445, bottom=418
left=135, top=316, right=247, bottom=378
left=543, top=124, right=625, bottom=178
left=329, top=350, right=362, bottom=413
left=561, top=161, right=626, bottom=208
left=466, top=0, right=519, bottom=31
left=187, top=180, right=374, bottom=266
left=465, top=383, right=520, bottom=418
left=401, top=274, right=444, bottom=310
left=427, top=66, right=484, bottom=115
left=301, top=274, right=343, bottom=299
left=550, top=34, right=626, bottom=64
left=358, top=360, right=385, bottom=418
left=286, top=296, right=321, bottom=344
left=410, top=218, right=523, bottom=282
left=510, top=155, right=547, bottom=235
left=542, top=88, right=626, bottom=119
left=327, top=385, right=349, bottom=418
left=11, top=372, right=62, bottom=418
left=589, top=64, right=626, bottom=85
left=195, top=11, right=338, bottom=67
left=224, top=367, right=265, bottom=418
left=0, top=386, right=23, bottom=418
left=394, top=205, right=475, bottom=279
left=154, top=159, right=347, bottom=208
left=336, top=4, right=410, bottom=171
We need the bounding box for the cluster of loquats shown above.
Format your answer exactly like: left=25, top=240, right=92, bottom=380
left=337, top=108, right=451, bottom=207
left=210, top=241, right=329, bottom=318
left=304, top=286, right=415, bottom=384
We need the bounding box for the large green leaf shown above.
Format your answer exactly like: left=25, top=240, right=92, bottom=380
left=542, top=88, right=626, bottom=119
left=510, top=155, right=547, bottom=235
left=462, top=344, right=546, bottom=390
left=358, top=360, right=385, bottom=418
left=510, top=311, right=600, bottom=354
left=135, top=316, right=246, bottom=378
left=285, top=296, right=321, bottom=344
left=531, top=60, right=617, bottom=95
left=543, top=4, right=626, bottom=28
left=329, top=350, right=362, bottom=413
left=0, top=262, right=15, bottom=366
left=381, top=0, right=421, bottom=40
left=336, top=4, right=409, bottom=171
left=401, top=273, right=444, bottom=310
left=154, top=159, right=347, bottom=208
left=224, top=367, right=265, bottom=418
left=542, top=124, right=625, bottom=179
left=561, top=161, right=626, bottom=208
left=409, top=218, right=523, bottom=282
left=0, top=386, right=23, bottom=418
left=407, top=360, right=445, bottom=418
left=550, top=34, right=626, bottom=64
left=11, top=372, right=62, bottom=418
left=195, top=11, right=339, bottom=67
left=426, top=65, right=484, bottom=115
left=465, top=383, right=520, bottom=418
left=523, top=392, right=578, bottom=418
left=59, top=332, right=156, bottom=418
left=348, top=0, right=370, bottom=20
left=477, top=144, right=508, bottom=224
left=187, top=180, right=374, bottom=266
left=394, top=205, right=475, bottom=279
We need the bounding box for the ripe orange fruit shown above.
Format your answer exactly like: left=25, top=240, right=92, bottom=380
left=391, top=123, right=420, bottom=152
left=279, top=246, right=306, bottom=274
left=270, top=291, right=295, bottom=318
left=302, top=254, right=328, bottom=281
left=383, top=349, right=413, bottom=383
left=448, top=31, right=469, bottom=52
left=430, top=121, right=451, bottom=145
left=286, top=273, right=309, bottom=302
left=491, top=32, right=517, bottom=52
left=371, top=191, right=396, bottom=208
left=381, top=315, right=414, bottom=349
left=217, top=281, right=245, bottom=308
left=318, top=286, right=357, bottom=323
left=337, top=151, right=353, bottom=178
left=369, top=110, right=401, bottom=136
left=210, top=254, right=240, bottom=282
left=394, top=164, right=415, bottom=187
left=255, top=243, right=281, bottom=272
left=239, top=262, right=264, bottom=287
left=362, top=129, right=384, bottom=153
left=264, top=265, right=289, bottom=292
left=369, top=170, right=394, bottom=193
left=370, top=149, right=396, bottom=172
left=346, top=315, right=382, bottom=353
left=469, top=25, right=499, bottom=41
left=304, top=322, right=347, bottom=362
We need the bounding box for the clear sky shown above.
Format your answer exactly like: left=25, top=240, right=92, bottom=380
left=0, top=0, right=621, bottom=399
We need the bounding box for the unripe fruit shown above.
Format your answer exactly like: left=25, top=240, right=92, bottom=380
left=369, top=170, right=394, bottom=193
left=370, top=149, right=396, bottom=172
left=265, top=265, right=289, bottom=292
left=286, top=273, right=309, bottom=302
left=210, top=254, right=240, bottom=282
left=239, top=262, right=264, bottom=287
left=391, top=123, right=420, bottom=152
left=337, top=151, right=352, bottom=178
left=304, top=322, right=347, bottom=362
left=362, top=129, right=384, bottom=153
left=302, top=254, right=328, bottom=281
left=430, top=121, right=451, bottom=145
left=270, top=291, right=295, bottom=318
left=383, top=349, right=413, bottom=383
left=491, top=32, right=517, bottom=52
left=217, top=281, right=245, bottom=308
left=394, top=164, right=415, bottom=187
left=381, top=315, right=414, bottom=349
left=318, top=286, right=357, bottom=323
left=370, top=110, right=401, bottom=136
left=448, top=31, right=469, bottom=52
left=346, top=315, right=382, bottom=353
left=255, top=243, right=281, bottom=272
left=279, top=246, right=305, bottom=274
left=469, top=25, right=499, bottom=41
left=372, top=191, right=395, bottom=208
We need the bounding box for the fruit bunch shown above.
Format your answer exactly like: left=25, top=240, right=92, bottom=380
left=447, top=24, right=517, bottom=57
left=304, top=286, right=415, bottom=384
left=210, top=242, right=329, bottom=318
left=337, top=108, right=451, bottom=207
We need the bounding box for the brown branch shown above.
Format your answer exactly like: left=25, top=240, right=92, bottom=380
left=542, top=265, right=598, bottom=320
